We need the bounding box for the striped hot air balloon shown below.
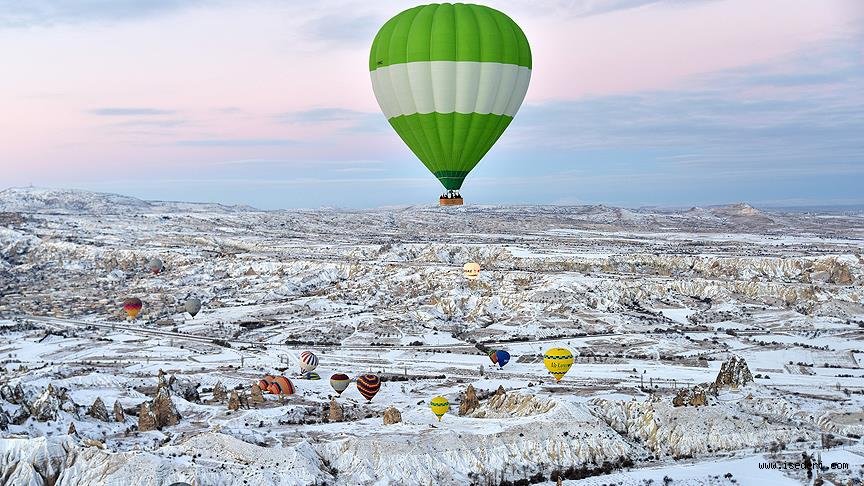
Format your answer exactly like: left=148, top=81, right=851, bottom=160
left=259, top=375, right=294, bottom=395
left=122, top=298, right=142, bottom=320
left=370, top=3, right=531, bottom=205
left=299, top=351, right=318, bottom=374
left=543, top=347, right=574, bottom=382
left=330, top=373, right=350, bottom=396
left=356, top=374, right=381, bottom=402
left=430, top=395, right=450, bottom=422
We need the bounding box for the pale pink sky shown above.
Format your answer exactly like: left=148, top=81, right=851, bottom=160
left=0, top=0, right=861, bottom=207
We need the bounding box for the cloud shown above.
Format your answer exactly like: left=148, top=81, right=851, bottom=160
left=89, top=108, right=176, bottom=116
left=0, top=0, right=210, bottom=28
left=509, top=38, right=864, bottom=172
left=107, top=119, right=187, bottom=128
left=176, top=138, right=299, bottom=147
left=300, top=13, right=380, bottom=44
left=277, top=107, right=388, bottom=133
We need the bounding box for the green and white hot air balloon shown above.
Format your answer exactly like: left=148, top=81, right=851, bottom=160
left=370, top=3, right=531, bottom=206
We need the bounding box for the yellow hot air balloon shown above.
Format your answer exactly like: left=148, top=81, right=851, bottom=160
left=543, top=347, right=574, bottom=382
left=430, top=395, right=450, bottom=422
left=463, top=262, right=481, bottom=280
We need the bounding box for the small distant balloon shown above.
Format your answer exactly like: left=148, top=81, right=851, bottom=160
left=299, top=351, right=318, bottom=373
left=488, top=350, right=511, bottom=369
left=147, top=257, right=164, bottom=274
left=430, top=396, right=450, bottom=422
left=123, top=298, right=142, bottom=320
left=330, top=373, right=350, bottom=396
left=302, top=371, right=321, bottom=381
left=258, top=375, right=294, bottom=395
left=463, top=262, right=481, bottom=280
left=184, top=298, right=201, bottom=317
left=356, top=374, right=381, bottom=402
left=543, top=347, right=574, bottom=382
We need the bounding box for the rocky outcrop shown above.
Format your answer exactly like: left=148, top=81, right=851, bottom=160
left=250, top=384, right=264, bottom=403
left=459, top=384, right=479, bottom=416
left=672, top=385, right=708, bottom=407
left=715, top=355, right=753, bottom=389
left=212, top=381, right=227, bottom=402
left=0, top=383, right=25, bottom=404
left=228, top=392, right=240, bottom=411
left=87, top=397, right=110, bottom=422
left=329, top=398, right=343, bottom=422
left=113, top=400, right=125, bottom=422
left=11, top=405, right=30, bottom=425
left=138, top=403, right=157, bottom=432
left=383, top=406, right=402, bottom=425
left=152, top=387, right=180, bottom=428
left=470, top=393, right=556, bottom=419
left=170, top=375, right=200, bottom=403
left=495, top=385, right=506, bottom=396
left=68, top=421, right=77, bottom=435
left=29, top=384, right=62, bottom=422
left=0, top=404, right=9, bottom=430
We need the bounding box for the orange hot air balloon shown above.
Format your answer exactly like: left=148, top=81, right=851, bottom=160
left=123, top=298, right=142, bottom=320
left=259, top=375, right=294, bottom=396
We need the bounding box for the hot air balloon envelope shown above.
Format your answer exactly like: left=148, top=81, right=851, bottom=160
left=489, top=350, right=511, bottom=368
left=123, top=298, right=142, bottom=319
left=147, top=257, right=164, bottom=274
left=463, top=262, right=481, bottom=280
left=330, top=373, right=350, bottom=395
left=543, top=347, right=574, bottom=382
left=430, top=395, right=450, bottom=421
left=299, top=351, right=319, bottom=373
left=184, top=298, right=201, bottom=317
left=370, top=3, right=531, bottom=204
left=356, top=374, right=381, bottom=402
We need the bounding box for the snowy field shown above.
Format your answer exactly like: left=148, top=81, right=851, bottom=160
left=1, top=188, right=864, bottom=485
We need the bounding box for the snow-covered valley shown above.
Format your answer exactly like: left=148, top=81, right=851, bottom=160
left=1, top=188, right=864, bottom=485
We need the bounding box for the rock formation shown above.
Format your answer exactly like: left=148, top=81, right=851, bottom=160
left=113, top=400, right=125, bottom=422
left=0, top=404, right=9, bottom=431
left=152, top=387, right=180, bottom=428
left=138, top=403, right=157, bottom=432
left=495, top=385, right=506, bottom=396
left=227, top=392, right=240, bottom=411
left=250, top=384, right=264, bottom=403
left=715, top=355, right=753, bottom=389
left=329, top=398, right=343, bottom=422
left=383, top=406, right=402, bottom=425
left=470, top=393, right=556, bottom=418
left=29, top=384, right=61, bottom=422
left=0, top=383, right=24, bottom=404
left=212, top=381, right=227, bottom=402
left=87, top=397, right=110, bottom=422
left=169, top=375, right=200, bottom=403
left=10, top=405, right=30, bottom=425
left=673, top=385, right=708, bottom=407
left=67, top=421, right=77, bottom=435
left=459, top=384, right=479, bottom=416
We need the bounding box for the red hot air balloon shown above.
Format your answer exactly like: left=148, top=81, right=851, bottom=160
left=356, top=374, right=381, bottom=402
left=123, top=298, right=142, bottom=320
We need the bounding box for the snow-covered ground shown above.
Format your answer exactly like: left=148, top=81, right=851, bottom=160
left=1, top=188, right=863, bottom=485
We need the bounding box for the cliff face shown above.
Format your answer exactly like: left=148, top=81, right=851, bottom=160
left=590, top=397, right=815, bottom=458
